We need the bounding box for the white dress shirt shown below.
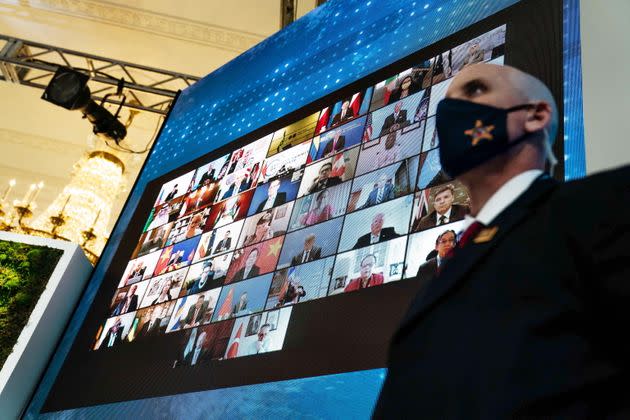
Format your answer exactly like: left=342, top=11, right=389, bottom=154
left=461, top=169, right=543, bottom=231
left=436, top=207, right=453, bottom=226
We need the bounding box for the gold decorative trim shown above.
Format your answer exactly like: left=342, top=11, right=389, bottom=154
left=1, top=0, right=266, bottom=53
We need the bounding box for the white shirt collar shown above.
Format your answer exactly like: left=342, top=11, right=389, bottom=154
left=462, top=169, right=543, bottom=229
left=436, top=207, right=452, bottom=223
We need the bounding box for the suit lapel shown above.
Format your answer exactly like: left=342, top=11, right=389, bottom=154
left=395, top=176, right=557, bottom=339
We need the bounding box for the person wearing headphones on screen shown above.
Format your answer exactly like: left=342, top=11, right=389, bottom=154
left=374, top=63, right=630, bottom=418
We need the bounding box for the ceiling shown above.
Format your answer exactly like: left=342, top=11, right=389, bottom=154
left=0, top=0, right=318, bottom=231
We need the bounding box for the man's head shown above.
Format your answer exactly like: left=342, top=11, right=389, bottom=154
left=196, top=331, right=207, bottom=349
left=443, top=63, right=557, bottom=182
left=435, top=230, right=457, bottom=258
left=341, top=100, right=350, bottom=112
left=333, top=130, right=342, bottom=140
left=360, top=254, right=376, bottom=279
left=370, top=213, right=385, bottom=236
left=128, top=284, right=137, bottom=296
left=433, top=184, right=455, bottom=215
left=394, top=101, right=403, bottom=114
left=268, top=179, right=281, bottom=197
left=195, top=295, right=205, bottom=309
left=258, top=324, right=271, bottom=341
left=318, top=163, right=333, bottom=180
left=224, top=230, right=231, bottom=239
left=304, top=233, right=316, bottom=251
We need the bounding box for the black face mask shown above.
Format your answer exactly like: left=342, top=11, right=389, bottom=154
left=436, top=98, right=534, bottom=177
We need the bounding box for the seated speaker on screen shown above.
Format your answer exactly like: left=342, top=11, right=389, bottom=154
left=153, top=236, right=200, bottom=276
left=117, top=250, right=162, bottom=288
left=212, top=274, right=274, bottom=322
left=307, top=115, right=366, bottom=164
left=109, top=281, right=148, bottom=317
left=173, top=321, right=235, bottom=367
left=138, top=268, right=186, bottom=308
left=367, top=92, right=427, bottom=141
left=369, top=64, right=431, bottom=112
left=193, top=220, right=243, bottom=262
left=223, top=307, right=293, bottom=359
left=404, top=220, right=466, bottom=283
left=247, top=172, right=302, bottom=216
left=268, top=113, right=319, bottom=156
left=192, top=154, right=229, bottom=189
left=153, top=170, right=196, bottom=208
left=131, top=222, right=172, bottom=259
left=204, top=189, right=255, bottom=229
left=225, top=236, right=284, bottom=284
left=278, top=218, right=343, bottom=269
left=329, top=237, right=407, bottom=295
left=315, top=87, right=372, bottom=134
left=297, top=147, right=359, bottom=198
left=288, top=182, right=350, bottom=231
left=411, top=182, right=470, bottom=232
left=266, top=256, right=334, bottom=309
left=258, top=141, right=310, bottom=184
left=237, top=203, right=292, bottom=248
left=355, top=124, right=423, bottom=177
left=166, top=289, right=221, bottom=333
left=179, top=260, right=218, bottom=297
left=144, top=196, right=186, bottom=232
left=178, top=179, right=219, bottom=217
left=131, top=301, right=174, bottom=340
left=93, top=312, right=136, bottom=350
left=338, top=195, right=413, bottom=253
left=164, top=209, right=208, bottom=246
left=348, top=156, right=419, bottom=213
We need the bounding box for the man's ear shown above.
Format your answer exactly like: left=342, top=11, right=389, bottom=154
left=524, top=101, right=552, bottom=134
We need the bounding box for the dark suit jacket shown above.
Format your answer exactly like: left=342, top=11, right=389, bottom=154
left=353, top=227, right=400, bottom=249
left=379, top=110, right=409, bottom=136
left=255, top=192, right=287, bottom=213
left=375, top=166, right=630, bottom=419
left=307, top=176, right=343, bottom=194
left=214, top=237, right=232, bottom=253
left=101, top=327, right=123, bottom=348
left=413, top=203, right=469, bottom=231
left=290, top=246, right=322, bottom=266
left=362, top=184, right=395, bottom=208
left=184, top=302, right=208, bottom=326
left=321, top=135, right=345, bottom=156
left=330, top=109, right=355, bottom=127
left=231, top=265, right=261, bottom=283
left=415, top=257, right=438, bottom=282
left=139, top=319, right=164, bottom=338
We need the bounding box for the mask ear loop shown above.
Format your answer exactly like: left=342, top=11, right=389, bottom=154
left=542, top=128, right=558, bottom=177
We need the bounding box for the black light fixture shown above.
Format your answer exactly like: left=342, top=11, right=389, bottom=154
left=42, top=66, right=127, bottom=142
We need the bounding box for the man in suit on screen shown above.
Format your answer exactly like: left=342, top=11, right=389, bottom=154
left=344, top=254, right=384, bottom=292
left=290, top=234, right=322, bottom=266
left=379, top=101, right=409, bottom=136
left=413, top=183, right=469, bottom=231
left=415, top=229, right=457, bottom=282
left=353, top=212, right=400, bottom=249
left=374, top=63, right=630, bottom=418
left=361, top=173, right=395, bottom=208
left=255, top=178, right=287, bottom=213
left=321, top=130, right=346, bottom=157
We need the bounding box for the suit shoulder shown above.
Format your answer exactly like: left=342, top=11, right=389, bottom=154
left=549, top=164, right=630, bottom=209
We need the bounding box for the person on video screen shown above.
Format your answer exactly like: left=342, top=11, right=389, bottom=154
left=214, top=230, right=232, bottom=254
left=243, top=212, right=274, bottom=246
left=307, top=162, right=343, bottom=194
left=375, top=130, right=402, bottom=169
left=256, top=178, right=286, bottom=213
left=277, top=275, right=306, bottom=307
left=380, top=101, right=410, bottom=136
left=344, top=254, right=384, bottom=292
left=139, top=305, right=168, bottom=338
left=187, top=261, right=215, bottom=295
left=413, top=184, right=469, bottom=231
left=152, top=278, right=174, bottom=305
left=231, top=248, right=261, bottom=282
left=330, top=99, right=356, bottom=128
left=101, top=317, right=124, bottom=349
left=112, top=284, right=138, bottom=316
left=245, top=323, right=272, bottom=356
left=322, top=130, right=346, bottom=157
left=362, top=173, right=395, bottom=208
left=375, top=63, right=630, bottom=418
left=389, top=75, right=421, bottom=102
left=353, top=212, right=400, bottom=249
left=300, top=190, right=333, bottom=226
left=232, top=292, right=249, bottom=317
left=184, top=294, right=208, bottom=328
left=291, top=233, right=322, bottom=266
left=415, top=229, right=457, bottom=282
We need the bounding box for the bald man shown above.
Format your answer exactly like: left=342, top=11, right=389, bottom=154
left=374, top=64, right=630, bottom=418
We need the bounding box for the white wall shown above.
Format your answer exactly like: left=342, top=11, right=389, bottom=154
left=580, top=0, right=630, bottom=174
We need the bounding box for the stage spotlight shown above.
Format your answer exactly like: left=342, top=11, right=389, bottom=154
left=42, top=67, right=127, bottom=142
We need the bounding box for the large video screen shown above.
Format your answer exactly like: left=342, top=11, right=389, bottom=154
left=37, top=0, right=566, bottom=414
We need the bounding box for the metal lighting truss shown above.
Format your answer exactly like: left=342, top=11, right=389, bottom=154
left=0, top=34, right=201, bottom=115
